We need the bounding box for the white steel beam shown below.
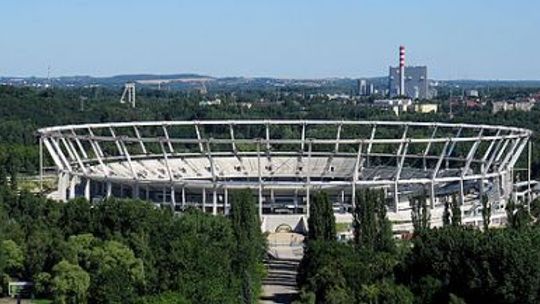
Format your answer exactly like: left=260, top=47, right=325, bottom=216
left=133, top=125, right=147, bottom=154
left=162, top=125, right=174, bottom=153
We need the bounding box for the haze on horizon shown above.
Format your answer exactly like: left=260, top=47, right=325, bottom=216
left=1, top=0, right=539, bottom=80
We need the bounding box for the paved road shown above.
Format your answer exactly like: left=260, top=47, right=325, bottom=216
left=260, top=256, right=300, bottom=304
left=260, top=233, right=304, bottom=304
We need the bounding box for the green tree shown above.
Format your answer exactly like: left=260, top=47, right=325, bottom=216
left=354, top=189, right=395, bottom=253
left=308, top=191, right=336, bottom=241
left=411, top=193, right=430, bottom=234
left=88, top=240, right=145, bottom=303
left=1, top=240, right=23, bottom=277
left=51, top=260, right=90, bottom=304
left=443, top=200, right=451, bottom=227
left=481, top=194, right=491, bottom=230
left=230, top=190, right=265, bottom=304
left=451, top=195, right=462, bottom=226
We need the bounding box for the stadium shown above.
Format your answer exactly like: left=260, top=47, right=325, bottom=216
left=38, top=120, right=532, bottom=234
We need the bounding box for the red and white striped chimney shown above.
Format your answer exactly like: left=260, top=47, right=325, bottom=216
left=399, top=45, right=405, bottom=96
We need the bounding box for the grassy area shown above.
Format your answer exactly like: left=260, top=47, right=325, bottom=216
left=17, top=177, right=56, bottom=194
left=0, top=298, right=51, bottom=304
left=31, top=300, right=52, bottom=304
left=336, top=222, right=352, bottom=233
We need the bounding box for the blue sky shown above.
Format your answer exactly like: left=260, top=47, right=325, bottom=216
left=1, top=0, right=539, bottom=79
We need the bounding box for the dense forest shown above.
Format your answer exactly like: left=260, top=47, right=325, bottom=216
left=296, top=189, right=540, bottom=304
left=0, top=185, right=265, bottom=303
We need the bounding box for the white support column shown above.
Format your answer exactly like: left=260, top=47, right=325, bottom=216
left=394, top=139, right=409, bottom=212
left=306, top=141, right=312, bottom=217
left=494, top=137, right=512, bottom=165
left=395, top=125, right=409, bottom=166
left=229, top=124, right=237, bottom=152
left=71, top=129, right=88, bottom=159
left=352, top=142, right=363, bottom=211
left=133, top=125, right=148, bottom=154
left=300, top=123, right=306, bottom=151
left=202, top=188, right=207, bottom=212
left=341, top=189, right=345, bottom=210
left=65, top=138, right=86, bottom=175
left=447, top=127, right=463, bottom=157
left=84, top=178, right=91, bottom=201
left=87, top=128, right=104, bottom=158
left=171, top=186, right=176, bottom=211
left=60, top=137, right=76, bottom=161
left=265, top=122, right=271, bottom=151
left=433, top=140, right=450, bottom=180
left=481, top=130, right=501, bottom=168
left=508, top=138, right=528, bottom=169
left=334, top=122, right=343, bottom=153
left=109, top=127, right=124, bottom=156
left=224, top=187, right=229, bottom=215
left=366, top=124, right=377, bottom=167
left=119, top=139, right=137, bottom=180
left=194, top=123, right=204, bottom=153
left=528, top=140, right=532, bottom=209
left=212, top=188, right=217, bottom=215
left=431, top=140, right=450, bottom=208
left=459, top=177, right=465, bottom=206
left=257, top=141, right=263, bottom=218
left=430, top=182, right=435, bottom=208
left=39, top=137, right=43, bottom=192
left=162, top=125, right=174, bottom=153
left=88, top=137, right=109, bottom=177
left=106, top=181, right=112, bottom=198
left=423, top=125, right=438, bottom=171
left=57, top=172, right=69, bottom=202
left=51, top=138, right=72, bottom=172
left=159, top=141, right=173, bottom=182
left=181, top=185, right=186, bottom=210
left=68, top=175, right=77, bottom=200
left=499, top=138, right=521, bottom=170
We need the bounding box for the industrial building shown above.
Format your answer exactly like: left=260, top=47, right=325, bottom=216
left=388, top=46, right=432, bottom=100
left=357, top=79, right=374, bottom=96
left=389, top=66, right=430, bottom=99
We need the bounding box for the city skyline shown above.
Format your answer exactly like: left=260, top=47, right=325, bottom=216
left=1, top=0, right=539, bottom=80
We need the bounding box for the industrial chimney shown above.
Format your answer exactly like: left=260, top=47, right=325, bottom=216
left=399, top=45, right=405, bottom=96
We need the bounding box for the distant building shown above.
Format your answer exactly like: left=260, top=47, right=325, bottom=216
left=389, top=66, right=430, bottom=99
left=414, top=103, right=438, bottom=113
left=373, top=99, right=412, bottom=116
left=199, top=98, right=222, bottom=106
left=492, top=99, right=536, bottom=114
left=357, top=79, right=374, bottom=96
left=466, top=90, right=480, bottom=98
left=327, top=93, right=352, bottom=100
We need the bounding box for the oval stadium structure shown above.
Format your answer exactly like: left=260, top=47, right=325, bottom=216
left=38, top=120, right=532, bottom=235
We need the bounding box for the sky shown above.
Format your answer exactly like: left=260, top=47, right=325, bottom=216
left=1, top=0, right=539, bottom=80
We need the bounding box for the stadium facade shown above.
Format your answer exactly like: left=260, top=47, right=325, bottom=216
left=38, top=120, right=532, bottom=234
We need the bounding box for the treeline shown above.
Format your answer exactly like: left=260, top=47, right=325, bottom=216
left=0, top=187, right=265, bottom=303
left=1, top=86, right=540, bottom=177
left=297, top=190, right=540, bottom=304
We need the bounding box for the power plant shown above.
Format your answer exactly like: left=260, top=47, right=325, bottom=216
left=389, top=46, right=432, bottom=99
